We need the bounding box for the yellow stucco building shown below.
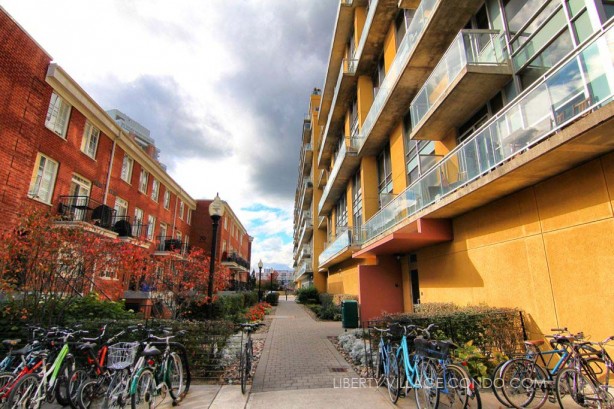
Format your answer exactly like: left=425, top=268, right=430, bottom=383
left=293, top=0, right=614, bottom=341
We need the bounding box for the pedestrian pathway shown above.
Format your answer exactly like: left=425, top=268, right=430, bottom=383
left=251, top=296, right=359, bottom=392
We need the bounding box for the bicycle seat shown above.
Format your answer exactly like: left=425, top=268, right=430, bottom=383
left=77, top=342, right=96, bottom=351
left=142, top=347, right=161, bottom=357
left=2, top=339, right=20, bottom=347
left=10, top=345, right=31, bottom=356
left=524, top=339, right=545, bottom=347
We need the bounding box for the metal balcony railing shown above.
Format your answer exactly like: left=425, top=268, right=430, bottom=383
left=360, top=24, right=614, bottom=245
left=156, top=236, right=189, bottom=255
left=221, top=252, right=250, bottom=269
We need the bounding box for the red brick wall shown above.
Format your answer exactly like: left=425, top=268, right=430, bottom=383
left=0, top=10, right=53, bottom=224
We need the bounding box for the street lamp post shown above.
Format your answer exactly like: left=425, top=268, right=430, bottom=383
left=257, top=259, right=263, bottom=302
left=207, top=193, right=225, bottom=318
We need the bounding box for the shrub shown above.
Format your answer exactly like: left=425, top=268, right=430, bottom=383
left=265, top=292, right=279, bottom=306
left=243, top=291, right=258, bottom=307
left=316, top=293, right=341, bottom=321
left=245, top=302, right=271, bottom=322
left=296, top=286, right=319, bottom=304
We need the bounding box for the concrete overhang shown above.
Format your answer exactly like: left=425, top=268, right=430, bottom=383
left=318, top=73, right=359, bottom=170
left=353, top=218, right=452, bottom=257
left=220, top=261, right=249, bottom=273
left=354, top=0, right=399, bottom=75
left=319, top=245, right=360, bottom=270
left=318, top=153, right=361, bottom=215
left=319, top=1, right=361, bottom=120
left=411, top=64, right=513, bottom=141
left=358, top=0, right=483, bottom=156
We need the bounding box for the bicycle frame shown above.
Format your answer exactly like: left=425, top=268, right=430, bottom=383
left=28, top=342, right=71, bottom=405
left=396, top=334, right=423, bottom=389
left=377, top=335, right=393, bottom=378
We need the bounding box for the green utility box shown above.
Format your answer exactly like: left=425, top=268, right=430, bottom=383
left=341, top=300, right=359, bottom=329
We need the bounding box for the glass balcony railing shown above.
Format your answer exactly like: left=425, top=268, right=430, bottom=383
left=410, top=30, right=508, bottom=128
left=319, top=227, right=360, bottom=266
left=361, top=25, right=614, bottom=244
left=318, top=141, right=357, bottom=213
left=358, top=0, right=439, bottom=151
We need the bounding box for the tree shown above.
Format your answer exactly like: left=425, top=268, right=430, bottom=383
left=0, top=206, right=152, bottom=324
left=144, top=246, right=232, bottom=319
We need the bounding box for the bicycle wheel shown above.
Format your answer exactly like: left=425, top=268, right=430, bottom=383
left=439, top=363, right=470, bottom=409
left=67, top=368, right=89, bottom=409
left=0, top=371, right=15, bottom=399
left=556, top=367, right=603, bottom=408
left=374, top=348, right=384, bottom=387
left=103, top=369, right=130, bottom=409
left=56, top=357, right=77, bottom=406
left=415, top=359, right=440, bottom=409
left=386, top=352, right=401, bottom=404
left=7, top=373, right=41, bottom=409
left=491, top=360, right=514, bottom=408
left=500, top=358, right=549, bottom=409
left=77, top=379, right=107, bottom=409
left=166, top=352, right=185, bottom=401
left=131, top=368, right=160, bottom=409
left=240, top=344, right=247, bottom=395
left=175, top=349, right=190, bottom=398
left=468, top=379, right=482, bottom=409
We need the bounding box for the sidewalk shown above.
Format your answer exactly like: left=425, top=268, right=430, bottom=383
left=166, top=299, right=568, bottom=408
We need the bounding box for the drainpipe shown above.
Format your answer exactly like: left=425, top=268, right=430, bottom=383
left=103, top=131, right=120, bottom=205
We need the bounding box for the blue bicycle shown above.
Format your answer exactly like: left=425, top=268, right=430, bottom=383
left=391, top=324, right=439, bottom=408
left=373, top=326, right=399, bottom=402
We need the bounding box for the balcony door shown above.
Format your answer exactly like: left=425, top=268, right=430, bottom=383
left=69, top=174, right=91, bottom=221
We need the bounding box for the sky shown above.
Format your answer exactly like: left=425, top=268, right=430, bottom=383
left=0, top=0, right=337, bottom=271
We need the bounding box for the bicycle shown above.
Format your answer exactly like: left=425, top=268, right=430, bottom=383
left=391, top=324, right=439, bottom=408
left=372, top=324, right=399, bottom=401
left=238, top=322, right=263, bottom=394
left=555, top=335, right=614, bottom=408
left=6, top=328, right=87, bottom=409
left=413, top=327, right=482, bottom=409
left=500, top=328, right=598, bottom=409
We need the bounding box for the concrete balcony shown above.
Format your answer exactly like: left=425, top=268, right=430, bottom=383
left=298, top=213, right=313, bottom=247
left=319, top=0, right=367, bottom=121
left=353, top=0, right=398, bottom=75
left=318, top=138, right=361, bottom=216
left=356, top=25, right=614, bottom=255
left=300, top=143, right=313, bottom=174
left=317, top=169, right=329, bottom=188
left=357, top=0, right=483, bottom=156
left=410, top=30, right=512, bottom=141
left=318, top=58, right=359, bottom=170
left=294, top=259, right=313, bottom=282
left=298, top=176, right=313, bottom=210
left=302, top=116, right=311, bottom=143
left=319, top=227, right=361, bottom=269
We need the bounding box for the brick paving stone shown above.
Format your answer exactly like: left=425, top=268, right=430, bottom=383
left=251, top=298, right=359, bottom=393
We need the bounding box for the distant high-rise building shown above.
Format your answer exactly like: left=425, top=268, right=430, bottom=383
left=107, top=109, right=161, bottom=162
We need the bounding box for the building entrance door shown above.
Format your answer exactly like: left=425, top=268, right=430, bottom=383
left=410, top=269, right=420, bottom=305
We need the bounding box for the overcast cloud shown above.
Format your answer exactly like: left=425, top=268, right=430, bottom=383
left=1, top=0, right=337, bottom=270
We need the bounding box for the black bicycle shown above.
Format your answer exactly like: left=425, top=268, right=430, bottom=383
left=238, top=323, right=263, bottom=394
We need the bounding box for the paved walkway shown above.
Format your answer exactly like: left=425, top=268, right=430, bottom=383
left=251, top=296, right=359, bottom=391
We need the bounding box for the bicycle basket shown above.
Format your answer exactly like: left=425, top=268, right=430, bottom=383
left=414, top=337, right=453, bottom=360
left=107, top=342, right=140, bottom=369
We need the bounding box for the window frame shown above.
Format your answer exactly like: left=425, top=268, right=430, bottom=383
left=80, top=121, right=100, bottom=159
left=163, top=189, right=170, bottom=209
left=120, top=154, right=133, bottom=183
left=147, top=215, right=156, bottom=241
left=28, top=153, right=59, bottom=205
left=151, top=179, right=160, bottom=202
left=45, top=92, right=71, bottom=138
left=138, top=169, right=149, bottom=194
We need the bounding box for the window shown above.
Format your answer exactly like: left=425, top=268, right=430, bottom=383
left=45, top=92, right=71, bottom=137
left=151, top=179, right=160, bottom=202
left=377, top=144, right=393, bottom=196
left=179, top=201, right=185, bottom=220
left=352, top=171, right=363, bottom=229
left=28, top=153, right=58, bottom=204
left=175, top=230, right=182, bottom=242
left=139, top=169, right=149, bottom=193
left=186, top=209, right=192, bottom=225
left=67, top=174, right=91, bottom=222
left=159, top=223, right=167, bottom=239
left=120, top=155, right=133, bottom=183
left=132, top=208, right=144, bottom=237
left=372, top=55, right=385, bottom=97
left=334, top=193, right=348, bottom=228
left=163, top=189, right=170, bottom=209
left=147, top=215, right=156, bottom=241
left=80, top=121, right=100, bottom=159
left=114, top=197, right=128, bottom=219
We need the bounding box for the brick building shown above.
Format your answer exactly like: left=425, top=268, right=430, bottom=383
left=0, top=7, right=226, bottom=316
left=190, top=199, right=253, bottom=290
